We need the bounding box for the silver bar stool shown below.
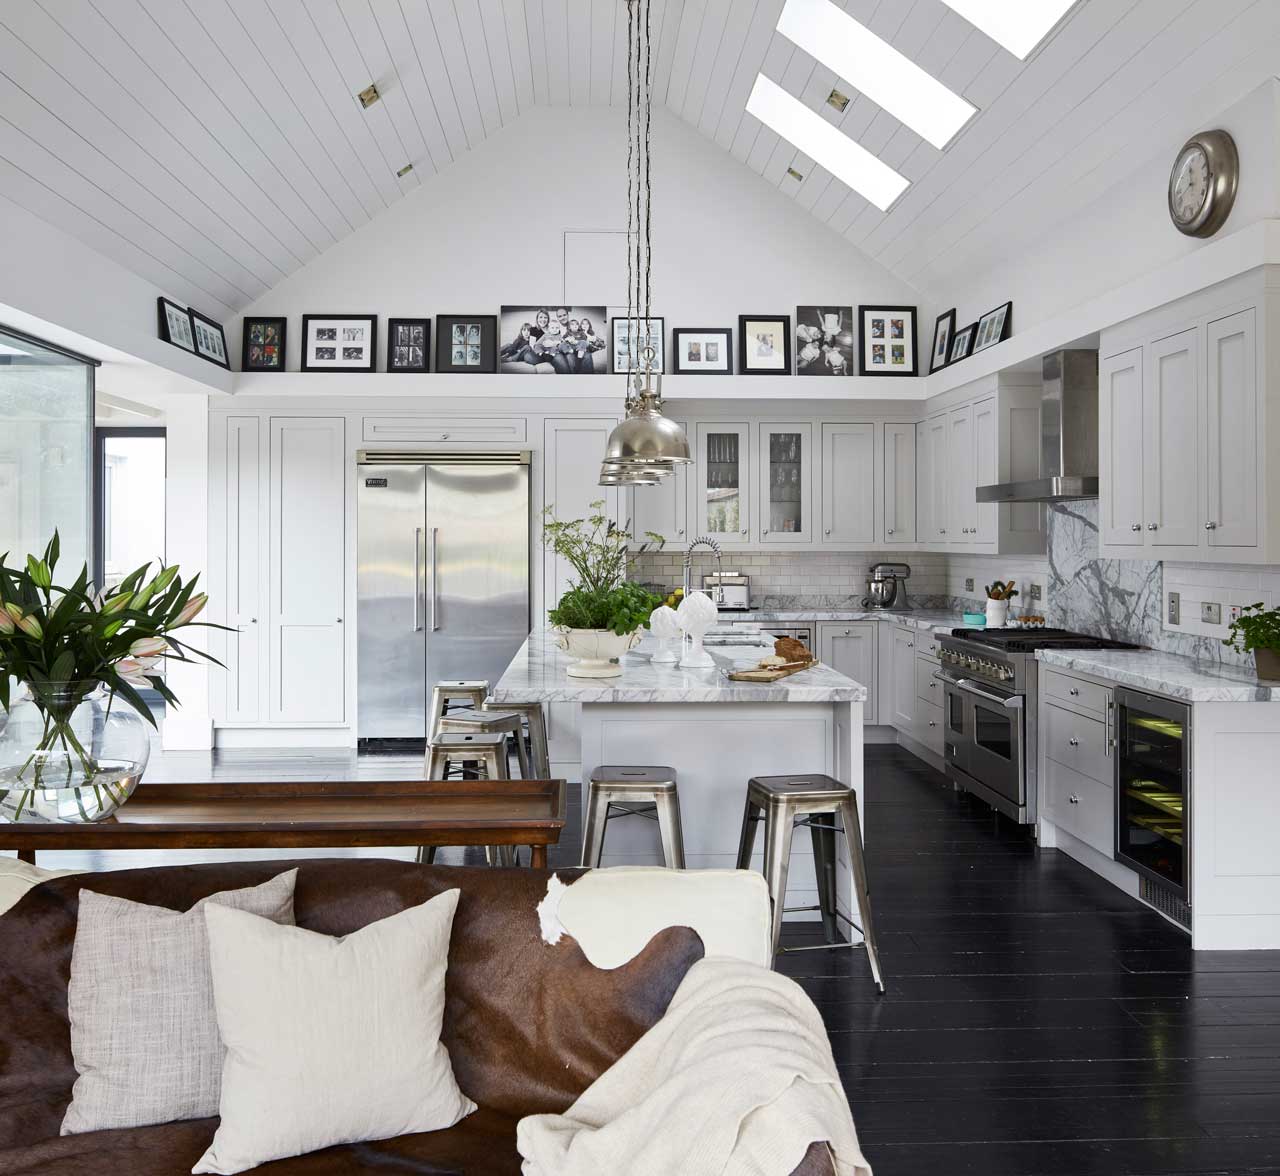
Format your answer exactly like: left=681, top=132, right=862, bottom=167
left=484, top=700, right=551, bottom=779
left=582, top=766, right=685, bottom=869
left=429, top=680, right=490, bottom=742
left=433, top=709, right=532, bottom=779
left=736, top=773, right=883, bottom=992
left=421, top=732, right=514, bottom=867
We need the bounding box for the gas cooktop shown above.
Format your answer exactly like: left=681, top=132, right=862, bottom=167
left=949, top=627, right=1141, bottom=654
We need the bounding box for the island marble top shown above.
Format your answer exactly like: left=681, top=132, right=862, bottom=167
left=1036, top=648, right=1280, bottom=703
left=490, top=629, right=868, bottom=705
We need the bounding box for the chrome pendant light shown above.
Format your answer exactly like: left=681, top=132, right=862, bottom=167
left=599, top=0, right=691, bottom=487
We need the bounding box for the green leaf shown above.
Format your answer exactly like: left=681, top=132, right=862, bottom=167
left=49, top=651, right=75, bottom=682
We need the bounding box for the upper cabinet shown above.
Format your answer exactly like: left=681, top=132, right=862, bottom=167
left=820, top=423, right=874, bottom=545
left=1204, top=309, right=1258, bottom=549
left=883, top=423, right=916, bottom=544
left=694, top=422, right=751, bottom=545
left=759, top=423, right=813, bottom=544
left=630, top=419, right=688, bottom=546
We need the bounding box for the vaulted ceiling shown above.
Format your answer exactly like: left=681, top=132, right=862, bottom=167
left=0, top=0, right=1275, bottom=326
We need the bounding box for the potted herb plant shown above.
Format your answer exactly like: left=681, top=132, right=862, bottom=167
left=1224, top=602, right=1280, bottom=681
left=542, top=503, right=662, bottom=678
left=0, top=533, right=221, bottom=822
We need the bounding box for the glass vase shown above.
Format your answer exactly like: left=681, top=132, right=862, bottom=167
left=0, top=685, right=149, bottom=823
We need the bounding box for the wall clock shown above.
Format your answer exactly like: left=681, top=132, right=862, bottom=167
left=1167, top=129, right=1238, bottom=239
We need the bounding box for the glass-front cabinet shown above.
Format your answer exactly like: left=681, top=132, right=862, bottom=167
left=629, top=420, right=688, bottom=547
left=758, top=423, right=812, bottom=544
left=694, top=422, right=750, bottom=542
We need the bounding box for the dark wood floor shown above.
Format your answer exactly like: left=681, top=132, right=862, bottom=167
left=14, top=741, right=1280, bottom=1174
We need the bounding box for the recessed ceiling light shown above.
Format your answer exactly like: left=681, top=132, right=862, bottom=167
left=396, top=162, right=414, bottom=178
left=357, top=83, right=380, bottom=108
left=786, top=166, right=805, bottom=181
left=826, top=88, right=850, bottom=114
left=777, top=0, right=974, bottom=150
left=747, top=75, right=909, bottom=212
left=937, top=0, right=1075, bottom=60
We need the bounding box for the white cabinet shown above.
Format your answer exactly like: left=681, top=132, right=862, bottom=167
left=883, top=422, right=916, bottom=543
left=630, top=420, right=688, bottom=545
left=915, top=421, right=932, bottom=541
left=223, top=416, right=263, bottom=724
left=923, top=414, right=949, bottom=542
left=1099, top=347, right=1145, bottom=546
left=1145, top=329, right=1200, bottom=549
left=1205, top=309, right=1258, bottom=548
left=268, top=417, right=346, bottom=724
left=818, top=621, right=877, bottom=721
left=820, top=423, right=874, bottom=544
left=887, top=624, right=917, bottom=731
left=694, top=422, right=751, bottom=544
left=759, top=423, right=813, bottom=544
left=543, top=418, right=621, bottom=610
left=947, top=405, right=975, bottom=541
left=972, top=397, right=999, bottom=545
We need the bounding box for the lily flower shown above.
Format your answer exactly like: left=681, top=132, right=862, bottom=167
left=16, top=614, right=43, bottom=639
left=101, top=593, right=131, bottom=615
left=175, top=594, right=208, bottom=626
left=114, top=657, right=159, bottom=687
left=0, top=609, right=13, bottom=634
left=129, top=636, right=168, bottom=658
left=4, top=602, right=22, bottom=622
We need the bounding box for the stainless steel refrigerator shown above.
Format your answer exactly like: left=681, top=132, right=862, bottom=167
left=356, top=450, right=530, bottom=747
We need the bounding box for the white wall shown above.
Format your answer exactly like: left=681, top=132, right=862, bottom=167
left=235, top=105, right=920, bottom=370
left=929, top=79, right=1280, bottom=338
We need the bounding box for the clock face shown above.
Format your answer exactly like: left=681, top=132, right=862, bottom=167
left=1170, top=144, right=1210, bottom=225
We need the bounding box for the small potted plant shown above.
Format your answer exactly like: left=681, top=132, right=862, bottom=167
left=1224, top=602, right=1280, bottom=681
left=542, top=503, right=662, bottom=678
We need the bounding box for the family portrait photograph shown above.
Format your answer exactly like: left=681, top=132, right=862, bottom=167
left=499, top=305, right=607, bottom=374
left=795, top=306, right=854, bottom=376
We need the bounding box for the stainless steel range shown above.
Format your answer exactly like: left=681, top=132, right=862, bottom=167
left=936, top=628, right=1138, bottom=824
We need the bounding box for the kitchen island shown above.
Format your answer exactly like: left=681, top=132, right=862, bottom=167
left=491, top=629, right=867, bottom=933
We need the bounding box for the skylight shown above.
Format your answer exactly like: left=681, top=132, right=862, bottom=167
left=746, top=75, right=910, bottom=212
left=776, top=0, right=975, bottom=150
left=938, top=0, right=1076, bottom=60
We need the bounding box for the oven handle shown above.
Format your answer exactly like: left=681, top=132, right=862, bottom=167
left=934, top=671, right=1023, bottom=710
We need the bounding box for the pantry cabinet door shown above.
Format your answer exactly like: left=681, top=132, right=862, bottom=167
left=1099, top=347, right=1145, bottom=547
left=759, top=423, right=813, bottom=544
left=223, top=416, right=263, bottom=724
left=883, top=422, right=917, bottom=543
left=889, top=624, right=917, bottom=731
left=695, top=422, right=751, bottom=544
left=1204, top=309, right=1258, bottom=549
left=1144, top=329, right=1200, bottom=549
left=268, top=417, right=346, bottom=724
left=947, top=405, right=975, bottom=542
left=820, top=423, right=874, bottom=544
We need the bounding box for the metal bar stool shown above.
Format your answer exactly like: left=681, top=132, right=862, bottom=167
left=582, top=766, right=685, bottom=869
left=429, top=680, right=490, bottom=742
left=736, top=773, right=883, bottom=992
left=433, top=710, right=532, bottom=779
left=484, top=700, right=551, bottom=779
left=421, top=732, right=514, bottom=867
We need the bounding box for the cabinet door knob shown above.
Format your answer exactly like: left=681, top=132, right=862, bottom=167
left=441, top=432, right=450, bottom=440
left=887, top=528, right=895, bottom=535
left=677, top=529, right=685, bottom=536
left=928, top=720, right=937, bottom=727
left=1205, top=521, right=1217, bottom=530
left=250, top=617, right=257, bottom=624
left=741, top=529, right=748, bottom=536
left=337, top=617, right=344, bottom=624
left=1131, top=523, right=1142, bottom=532
left=1068, top=687, right=1079, bottom=696
left=1147, top=523, right=1158, bottom=531
left=1068, top=736, right=1079, bottom=746
left=843, top=628, right=851, bottom=635
left=940, top=528, right=947, bottom=534
left=1068, top=794, right=1080, bottom=804
left=907, top=641, right=915, bottom=649
left=763, top=530, right=769, bottom=536
left=824, top=528, right=831, bottom=535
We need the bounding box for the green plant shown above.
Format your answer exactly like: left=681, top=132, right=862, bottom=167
left=542, top=502, right=663, bottom=634
left=1224, top=602, right=1280, bottom=655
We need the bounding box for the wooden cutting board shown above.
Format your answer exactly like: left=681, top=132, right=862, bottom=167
left=727, top=658, right=818, bottom=683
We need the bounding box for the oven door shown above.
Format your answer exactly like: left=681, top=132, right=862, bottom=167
left=939, top=672, right=1026, bottom=813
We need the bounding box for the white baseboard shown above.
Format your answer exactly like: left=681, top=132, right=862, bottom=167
left=162, top=712, right=213, bottom=751
left=213, top=726, right=356, bottom=749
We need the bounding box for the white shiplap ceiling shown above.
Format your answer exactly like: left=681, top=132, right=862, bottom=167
left=0, top=0, right=1275, bottom=325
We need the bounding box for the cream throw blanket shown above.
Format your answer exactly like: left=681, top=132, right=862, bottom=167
left=517, top=958, right=872, bottom=1176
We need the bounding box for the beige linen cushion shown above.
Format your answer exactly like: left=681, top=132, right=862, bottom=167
left=60, top=869, right=297, bottom=1136
left=194, top=889, right=475, bottom=1176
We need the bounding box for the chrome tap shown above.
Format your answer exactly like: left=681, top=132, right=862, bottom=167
left=683, top=536, right=723, bottom=605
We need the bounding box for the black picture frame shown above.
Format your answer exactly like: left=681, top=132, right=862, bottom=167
left=972, top=300, right=1013, bottom=354
left=610, top=316, right=665, bottom=374
left=242, top=316, right=287, bottom=372
left=737, top=315, right=791, bottom=375
left=188, top=307, right=230, bottom=369
left=795, top=305, right=854, bottom=376
left=435, top=315, right=497, bottom=373
left=300, top=314, right=377, bottom=373
left=387, top=318, right=431, bottom=373
left=157, top=297, right=195, bottom=354
left=929, top=308, right=956, bottom=374
left=858, top=305, right=917, bottom=376
left=950, top=322, right=977, bottom=363
left=671, top=327, right=732, bottom=375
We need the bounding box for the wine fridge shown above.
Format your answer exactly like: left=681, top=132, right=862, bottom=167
left=1114, top=687, right=1191, bottom=907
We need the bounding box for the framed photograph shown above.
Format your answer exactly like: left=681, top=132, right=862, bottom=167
left=242, top=316, right=286, bottom=372
left=796, top=306, right=853, bottom=376
left=738, top=315, right=791, bottom=374
left=188, top=308, right=230, bottom=369
left=387, top=318, right=430, bottom=373
left=950, top=322, right=977, bottom=363
left=672, top=328, right=732, bottom=374
left=610, top=316, right=665, bottom=374
left=929, top=308, right=956, bottom=374
left=972, top=300, right=1013, bottom=354
left=301, top=314, right=376, bottom=372
left=499, top=305, right=607, bottom=373
left=858, top=305, right=917, bottom=376
left=157, top=297, right=195, bottom=354
left=435, top=315, right=497, bottom=373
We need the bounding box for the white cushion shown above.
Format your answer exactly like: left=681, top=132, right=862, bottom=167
left=546, top=868, right=772, bottom=969
left=0, top=858, right=79, bottom=917
left=194, top=890, right=475, bottom=1176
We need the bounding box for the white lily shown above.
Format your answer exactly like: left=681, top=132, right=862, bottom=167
left=175, top=593, right=208, bottom=626
left=129, top=636, right=168, bottom=658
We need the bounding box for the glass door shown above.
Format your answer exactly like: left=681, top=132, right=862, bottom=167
left=694, top=422, right=750, bottom=542
left=1115, top=688, right=1190, bottom=898
left=759, top=423, right=812, bottom=543
left=94, top=428, right=166, bottom=591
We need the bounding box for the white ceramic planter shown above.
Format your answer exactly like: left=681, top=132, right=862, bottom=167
left=556, top=628, right=642, bottom=678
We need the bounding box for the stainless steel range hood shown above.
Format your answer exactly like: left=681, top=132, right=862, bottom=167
left=977, top=349, right=1099, bottom=503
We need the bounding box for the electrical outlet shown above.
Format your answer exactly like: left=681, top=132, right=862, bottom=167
left=1230, top=604, right=1242, bottom=623
left=964, top=577, right=974, bottom=592
left=1029, top=583, right=1043, bottom=602
left=1201, top=601, right=1222, bottom=625
left=1168, top=591, right=1180, bottom=625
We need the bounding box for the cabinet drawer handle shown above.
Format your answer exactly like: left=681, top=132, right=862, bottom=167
left=1147, top=523, right=1158, bottom=531
left=843, top=628, right=851, bottom=635
left=1068, top=687, right=1079, bottom=696
left=1205, top=521, right=1217, bottom=530
left=928, top=720, right=937, bottom=727
left=1068, top=794, right=1080, bottom=804
left=1068, top=736, right=1079, bottom=746
left=907, top=641, right=915, bottom=649
left=1131, top=523, right=1142, bottom=532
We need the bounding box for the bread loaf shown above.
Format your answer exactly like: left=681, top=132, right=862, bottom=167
left=774, top=636, right=811, bottom=663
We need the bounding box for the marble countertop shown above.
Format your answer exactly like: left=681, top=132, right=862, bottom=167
left=715, top=608, right=966, bottom=635
left=1036, top=648, right=1280, bottom=703
left=491, top=629, right=868, bottom=704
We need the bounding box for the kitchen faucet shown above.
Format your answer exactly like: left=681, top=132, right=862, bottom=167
left=683, top=536, right=724, bottom=605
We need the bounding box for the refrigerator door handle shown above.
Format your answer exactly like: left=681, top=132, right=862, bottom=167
left=429, top=526, right=440, bottom=632
left=413, top=527, right=423, bottom=633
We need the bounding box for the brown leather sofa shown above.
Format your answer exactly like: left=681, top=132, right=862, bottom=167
left=0, top=858, right=835, bottom=1174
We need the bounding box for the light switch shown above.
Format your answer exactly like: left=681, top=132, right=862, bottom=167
left=1168, top=592, right=1180, bottom=625
left=965, top=577, right=974, bottom=592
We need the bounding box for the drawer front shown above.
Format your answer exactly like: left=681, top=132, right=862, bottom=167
left=917, top=632, right=942, bottom=660
left=917, top=698, right=944, bottom=755
left=1042, top=667, right=1110, bottom=716
left=363, top=416, right=527, bottom=443
left=1043, top=703, right=1111, bottom=785
left=1043, top=758, right=1114, bottom=857
left=916, top=655, right=942, bottom=706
